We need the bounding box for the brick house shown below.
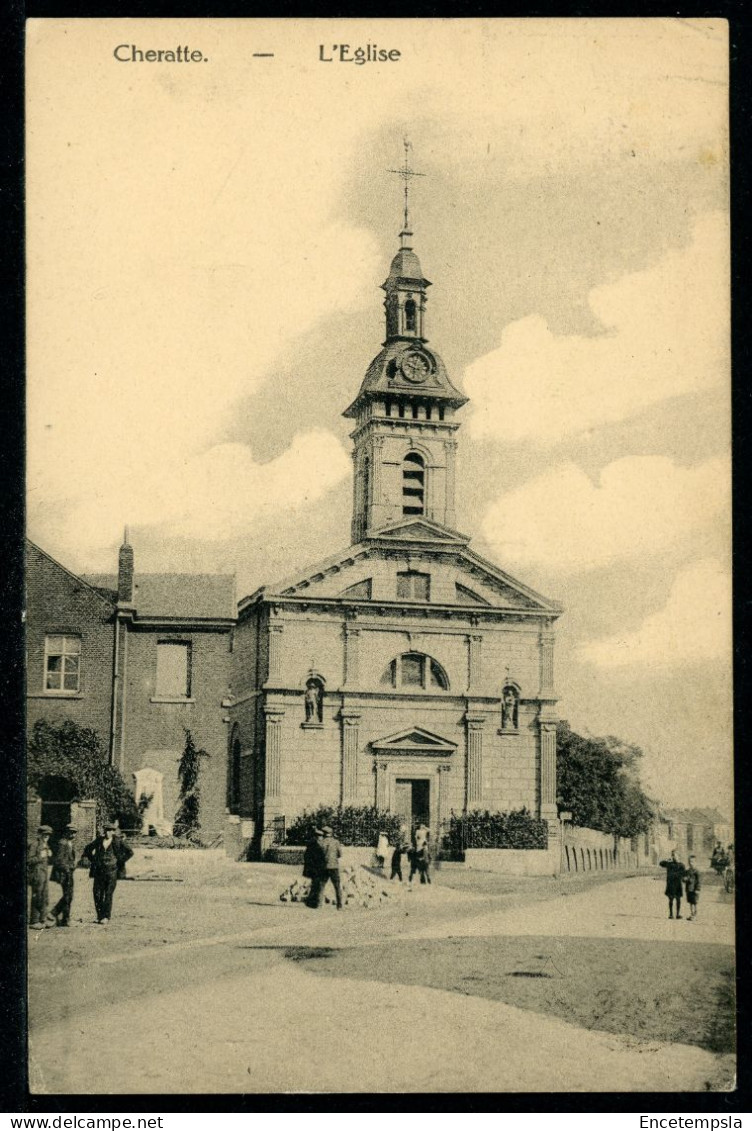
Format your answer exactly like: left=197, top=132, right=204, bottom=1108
left=26, top=541, right=118, bottom=836
left=26, top=537, right=236, bottom=840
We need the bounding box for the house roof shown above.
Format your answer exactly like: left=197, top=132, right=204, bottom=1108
left=27, top=541, right=117, bottom=610
left=660, top=806, right=729, bottom=827
left=84, top=572, right=236, bottom=621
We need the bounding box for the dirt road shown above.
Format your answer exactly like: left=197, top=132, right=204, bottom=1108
left=28, top=860, right=735, bottom=1094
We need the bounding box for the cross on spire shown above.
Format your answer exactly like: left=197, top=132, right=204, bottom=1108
left=388, top=137, right=426, bottom=247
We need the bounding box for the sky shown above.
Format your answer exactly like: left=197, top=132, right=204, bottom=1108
left=26, top=18, right=731, bottom=815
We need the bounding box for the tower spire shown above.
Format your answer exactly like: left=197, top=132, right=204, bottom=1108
left=388, top=137, right=426, bottom=249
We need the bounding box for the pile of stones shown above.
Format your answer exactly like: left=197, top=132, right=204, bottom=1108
left=279, top=866, right=396, bottom=909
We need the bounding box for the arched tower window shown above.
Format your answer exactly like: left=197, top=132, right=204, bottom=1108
left=402, top=452, right=425, bottom=516
left=404, top=298, right=417, bottom=332
left=380, top=652, right=449, bottom=691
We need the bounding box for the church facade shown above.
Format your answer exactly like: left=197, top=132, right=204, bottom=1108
left=228, top=219, right=563, bottom=850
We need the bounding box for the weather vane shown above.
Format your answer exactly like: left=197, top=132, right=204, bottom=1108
left=388, top=137, right=426, bottom=240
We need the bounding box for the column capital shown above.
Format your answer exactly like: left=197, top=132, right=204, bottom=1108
left=436, top=763, right=452, bottom=774
left=339, top=710, right=362, bottom=727
left=464, top=712, right=487, bottom=731
left=264, top=705, right=286, bottom=720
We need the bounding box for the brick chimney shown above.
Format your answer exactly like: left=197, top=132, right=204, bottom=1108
left=117, top=527, right=134, bottom=605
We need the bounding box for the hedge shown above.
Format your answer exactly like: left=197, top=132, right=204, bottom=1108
left=444, top=808, right=548, bottom=853
left=285, top=805, right=403, bottom=847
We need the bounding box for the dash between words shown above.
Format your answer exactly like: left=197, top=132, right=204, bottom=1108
left=112, top=43, right=402, bottom=64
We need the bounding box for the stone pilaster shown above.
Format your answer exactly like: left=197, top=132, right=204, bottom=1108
left=465, top=713, right=486, bottom=807
left=372, top=436, right=384, bottom=504
left=436, top=763, right=452, bottom=826
left=539, top=720, right=557, bottom=821
left=343, top=622, right=361, bottom=687
left=539, top=625, right=556, bottom=697
left=374, top=760, right=389, bottom=811
left=263, top=706, right=285, bottom=810
left=340, top=709, right=361, bottom=805
left=444, top=439, right=458, bottom=528
left=267, top=618, right=285, bottom=683
left=467, top=633, right=483, bottom=690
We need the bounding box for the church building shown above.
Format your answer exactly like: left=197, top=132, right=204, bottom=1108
left=228, top=196, right=563, bottom=851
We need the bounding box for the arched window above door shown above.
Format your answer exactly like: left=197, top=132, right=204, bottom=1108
left=381, top=652, right=449, bottom=691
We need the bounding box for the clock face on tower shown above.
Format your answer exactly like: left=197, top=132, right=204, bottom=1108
left=400, top=351, right=431, bottom=384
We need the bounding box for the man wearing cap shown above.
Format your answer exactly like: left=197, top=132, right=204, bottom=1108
left=303, top=827, right=326, bottom=908
left=83, top=821, right=133, bottom=924
left=28, top=825, right=54, bottom=929
left=312, top=825, right=343, bottom=910
left=51, top=825, right=79, bottom=927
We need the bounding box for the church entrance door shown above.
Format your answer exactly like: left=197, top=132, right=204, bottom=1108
left=394, top=778, right=431, bottom=835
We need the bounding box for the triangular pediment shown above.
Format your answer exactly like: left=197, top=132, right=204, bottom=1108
left=241, top=532, right=561, bottom=616
left=370, top=518, right=471, bottom=546
left=371, top=726, right=457, bottom=754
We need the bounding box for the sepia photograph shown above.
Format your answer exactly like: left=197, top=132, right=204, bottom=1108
left=24, top=17, right=732, bottom=1095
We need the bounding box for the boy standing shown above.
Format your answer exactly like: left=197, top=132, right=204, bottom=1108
left=684, top=855, right=702, bottom=920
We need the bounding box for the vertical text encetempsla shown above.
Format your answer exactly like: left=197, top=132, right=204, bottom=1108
left=112, top=44, right=403, bottom=63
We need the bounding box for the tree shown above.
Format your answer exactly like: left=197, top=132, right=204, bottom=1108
left=27, top=718, right=140, bottom=829
left=173, top=729, right=209, bottom=840
left=556, top=721, right=653, bottom=839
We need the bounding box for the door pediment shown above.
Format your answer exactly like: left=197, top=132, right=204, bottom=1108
left=371, top=726, right=456, bottom=756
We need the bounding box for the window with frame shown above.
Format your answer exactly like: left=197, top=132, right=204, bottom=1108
left=396, top=570, right=430, bottom=601
left=380, top=651, right=449, bottom=691
left=402, top=452, right=425, bottom=516
left=155, top=642, right=191, bottom=699
left=44, top=634, right=81, bottom=693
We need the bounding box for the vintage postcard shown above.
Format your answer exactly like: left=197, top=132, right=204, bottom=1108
left=25, top=17, right=732, bottom=1095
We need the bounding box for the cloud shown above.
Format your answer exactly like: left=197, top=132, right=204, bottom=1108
left=481, top=454, right=729, bottom=573
left=465, top=211, right=729, bottom=445
left=38, top=430, right=351, bottom=564
left=577, top=558, right=731, bottom=668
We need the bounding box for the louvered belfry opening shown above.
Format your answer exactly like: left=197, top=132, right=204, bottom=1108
left=402, top=451, right=425, bottom=515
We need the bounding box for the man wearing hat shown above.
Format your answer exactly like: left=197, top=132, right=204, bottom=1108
left=82, top=821, right=133, bottom=924
left=27, top=825, right=54, bottom=929
left=303, top=826, right=326, bottom=908
left=312, top=825, right=343, bottom=910
left=51, top=825, right=79, bottom=927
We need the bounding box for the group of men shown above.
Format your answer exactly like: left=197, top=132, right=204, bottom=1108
left=27, top=820, right=133, bottom=929
left=659, top=849, right=702, bottom=920
left=302, top=825, right=344, bottom=909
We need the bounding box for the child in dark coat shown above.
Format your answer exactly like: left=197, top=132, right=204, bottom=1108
left=684, top=855, right=702, bottom=920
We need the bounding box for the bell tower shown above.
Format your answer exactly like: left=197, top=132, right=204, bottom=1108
left=343, top=143, right=468, bottom=542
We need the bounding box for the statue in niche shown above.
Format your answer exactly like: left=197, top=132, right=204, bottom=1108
left=304, top=679, right=324, bottom=723
left=502, top=686, right=519, bottom=731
